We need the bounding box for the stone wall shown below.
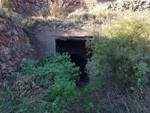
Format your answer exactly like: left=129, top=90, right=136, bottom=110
left=0, top=16, right=34, bottom=86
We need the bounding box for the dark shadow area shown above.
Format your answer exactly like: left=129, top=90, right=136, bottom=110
left=56, top=39, right=90, bottom=87
left=70, top=54, right=89, bottom=83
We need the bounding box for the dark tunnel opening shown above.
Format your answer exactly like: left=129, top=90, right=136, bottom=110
left=56, top=39, right=90, bottom=87
left=70, top=54, right=89, bottom=84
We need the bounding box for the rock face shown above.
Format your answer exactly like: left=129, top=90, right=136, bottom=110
left=11, top=0, right=51, bottom=17
left=11, top=0, right=85, bottom=17
left=86, top=0, right=150, bottom=11
left=103, top=1, right=150, bottom=11
left=0, top=16, right=34, bottom=84
left=49, top=0, right=85, bottom=17
left=11, top=0, right=150, bottom=17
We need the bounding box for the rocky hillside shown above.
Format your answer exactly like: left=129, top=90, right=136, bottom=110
left=0, top=16, right=34, bottom=87
left=10, top=0, right=150, bottom=18
left=101, top=0, right=150, bottom=11
left=11, top=0, right=85, bottom=17
left=1, top=0, right=150, bottom=86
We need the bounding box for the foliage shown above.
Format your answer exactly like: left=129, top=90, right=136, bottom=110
left=0, top=8, right=7, bottom=18
left=67, top=82, right=150, bottom=113
left=67, top=84, right=107, bottom=113
left=102, top=11, right=150, bottom=39
left=0, top=0, right=14, bottom=11
left=66, top=11, right=150, bottom=113
left=86, top=13, right=150, bottom=91
left=0, top=53, right=80, bottom=113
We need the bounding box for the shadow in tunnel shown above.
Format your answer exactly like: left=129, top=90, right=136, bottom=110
left=56, top=39, right=91, bottom=87
left=70, top=54, right=89, bottom=87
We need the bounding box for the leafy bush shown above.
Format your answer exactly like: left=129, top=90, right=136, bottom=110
left=66, top=11, right=150, bottom=113
left=86, top=13, right=150, bottom=91
left=0, top=53, right=80, bottom=113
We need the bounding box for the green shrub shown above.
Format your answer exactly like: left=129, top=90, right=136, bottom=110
left=86, top=13, right=150, bottom=91
left=0, top=53, right=80, bottom=113
left=67, top=11, right=150, bottom=113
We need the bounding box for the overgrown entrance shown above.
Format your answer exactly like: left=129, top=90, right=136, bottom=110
left=56, top=37, right=91, bottom=86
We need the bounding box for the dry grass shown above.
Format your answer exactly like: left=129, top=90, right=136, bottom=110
left=0, top=0, right=14, bottom=11
left=49, top=0, right=65, bottom=18
left=100, top=87, right=150, bottom=113
left=0, top=0, right=2, bottom=8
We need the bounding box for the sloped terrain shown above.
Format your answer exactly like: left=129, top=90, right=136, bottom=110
left=0, top=16, right=34, bottom=87
left=11, top=0, right=85, bottom=17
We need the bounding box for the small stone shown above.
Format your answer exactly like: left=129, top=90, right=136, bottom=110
left=12, top=29, right=18, bottom=35
left=1, top=64, right=7, bottom=70
left=0, top=23, right=6, bottom=31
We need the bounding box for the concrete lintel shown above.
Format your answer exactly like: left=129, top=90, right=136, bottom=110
left=57, top=36, right=93, bottom=41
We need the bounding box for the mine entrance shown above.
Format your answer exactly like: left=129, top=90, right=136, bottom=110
left=70, top=54, right=88, bottom=82
left=56, top=38, right=91, bottom=86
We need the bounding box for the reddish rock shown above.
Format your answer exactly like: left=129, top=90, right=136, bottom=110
left=11, top=0, right=85, bottom=17
left=0, top=16, right=34, bottom=84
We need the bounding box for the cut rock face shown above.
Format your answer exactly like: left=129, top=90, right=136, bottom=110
left=11, top=0, right=85, bottom=17
left=11, top=0, right=51, bottom=17
left=0, top=17, right=34, bottom=84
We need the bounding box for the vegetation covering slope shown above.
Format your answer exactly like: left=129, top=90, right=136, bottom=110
left=0, top=53, right=80, bottom=113
left=1, top=1, right=150, bottom=113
